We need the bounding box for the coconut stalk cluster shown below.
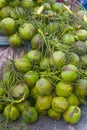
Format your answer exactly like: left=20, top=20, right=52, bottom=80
left=0, top=0, right=87, bottom=125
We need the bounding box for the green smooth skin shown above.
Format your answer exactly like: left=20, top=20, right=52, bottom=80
left=36, top=95, right=52, bottom=111
left=14, top=58, right=32, bottom=73
left=61, top=64, right=78, bottom=82
left=16, top=100, right=31, bottom=113
left=24, top=71, right=39, bottom=88
left=52, top=97, right=69, bottom=113
left=53, top=51, right=66, bottom=68
left=31, top=87, right=40, bottom=99
left=27, top=50, right=41, bottom=62
left=62, top=34, right=75, bottom=44
left=4, top=105, right=20, bottom=121
left=48, top=108, right=61, bottom=120
left=19, top=23, right=35, bottom=40
left=0, top=6, right=11, bottom=18
left=40, top=57, right=50, bottom=70
left=9, top=33, right=22, bottom=47
left=0, top=0, right=6, bottom=8
left=22, top=107, right=38, bottom=124
left=35, top=78, right=52, bottom=96
left=55, top=82, right=73, bottom=97
left=21, top=0, right=34, bottom=8
left=76, top=29, right=87, bottom=41
left=67, top=93, right=80, bottom=106
left=0, top=17, right=15, bottom=35
left=74, top=79, right=87, bottom=97
left=63, top=106, right=81, bottom=124
left=31, top=34, right=44, bottom=49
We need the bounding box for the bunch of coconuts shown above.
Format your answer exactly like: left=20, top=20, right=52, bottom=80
left=2, top=47, right=86, bottom=125
left=0, top=0, right=87, bottom=125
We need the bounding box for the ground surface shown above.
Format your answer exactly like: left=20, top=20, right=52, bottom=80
left=0, top=105, right=87, bottom=130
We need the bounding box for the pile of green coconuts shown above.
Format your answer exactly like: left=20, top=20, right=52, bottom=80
left=0, top=0, right=87, bottom=125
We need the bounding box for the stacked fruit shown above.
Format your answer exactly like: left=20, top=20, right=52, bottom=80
left=0, top=0, right=87, bottom=125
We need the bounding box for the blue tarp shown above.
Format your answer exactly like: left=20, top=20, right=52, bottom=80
left=79, top=0, right=87, bottom=9
left=0, top=36, right=9, bottom=45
